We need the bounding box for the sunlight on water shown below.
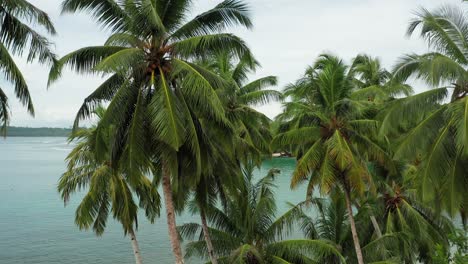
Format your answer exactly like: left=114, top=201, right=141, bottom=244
left=0, top=138, right=305, bottom=264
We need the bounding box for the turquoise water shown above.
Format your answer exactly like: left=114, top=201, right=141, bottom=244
left=0, top=137, right=304, bottom=264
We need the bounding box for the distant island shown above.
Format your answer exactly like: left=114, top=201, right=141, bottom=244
left=5, top=126, right=72, bottom=137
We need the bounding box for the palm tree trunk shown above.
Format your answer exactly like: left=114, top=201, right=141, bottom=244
left=200, top=208, right=218, bottom=264
left=344, top=188, right=365, bottom=264
left=129, top=228, right=143, bottom=264
left=370, top=215, right=382, bottom=238
left=355, top=201, right=382, bottom=239
left=162, top=162, right=184, bottom=264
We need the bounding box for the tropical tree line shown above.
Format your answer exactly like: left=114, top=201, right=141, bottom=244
left=0, top=0, right=467, bottom=263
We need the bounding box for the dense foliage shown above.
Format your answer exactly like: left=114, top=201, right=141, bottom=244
left=180, top=164, right=345, bottom=263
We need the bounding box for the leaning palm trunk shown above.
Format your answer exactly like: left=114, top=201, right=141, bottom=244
left=356, top=202, right=382, bottom=239
left=129, top=229, right=143, bottom=264
left=162, top=163, right=184, bottom=264
left=200, top=209, right=218, bottom=264
left=344, top=189, right=365, bottom=264
left=369, top=215, right=382, bottom=238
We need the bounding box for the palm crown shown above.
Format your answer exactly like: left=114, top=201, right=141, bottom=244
left=50, top=0, right=256, bottom=174
left=350, top=54, right=413, bottom=103
left=274, top=54, right=391, bottom=197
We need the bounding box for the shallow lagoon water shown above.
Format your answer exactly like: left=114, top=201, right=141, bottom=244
left=0, top=137, right=305, bottom=264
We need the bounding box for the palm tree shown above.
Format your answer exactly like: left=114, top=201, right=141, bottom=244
left=378, top=181, right=453, bottom=263
left=352, top=133, right=458, bottom=263
left=0, top=0, right=56, bottom=133
left=58, top=107, right=160, bottom=264
left=177, top=114, right=240, bottom=264
left=49, top=1, right=253, bottom=262
left=201, top=51, right=282, bottom=162
left=349, top=54, right=413, bottom=103
left=380, top=4, right=468, bottom=220
left=181, top=52, right=281, bottom=264
left=349, top=54, right=414, bottom=239
left=297, top=191, right=403, bottom=263
left=296, top=193, right=357, bottom=264
left=187, top=158, right=240, bottom=264
left=179, top=162, right=345, bottom=263
left=273, top=54, right=396, bottom=264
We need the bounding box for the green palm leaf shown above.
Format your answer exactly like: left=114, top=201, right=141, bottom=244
left=173, top=33, right=252, bottom=61
left=73, top=74, right=126, bottom=129
left=0, top=42, right=32, bottom=114
left=48, top=46, right=127, bottom=85
left=267, top=239, right=345, bottom=263
left=61, top=0, right=127, bottom=31
left=149, top=69, right=184, bottom=150
left=170, top=0, right=252, bottom=40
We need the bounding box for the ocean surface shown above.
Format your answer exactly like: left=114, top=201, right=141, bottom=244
left=0, top=137, right=305, bottom=264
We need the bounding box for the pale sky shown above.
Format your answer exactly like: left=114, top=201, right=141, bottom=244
left=4, top=0, right=463, bottom=127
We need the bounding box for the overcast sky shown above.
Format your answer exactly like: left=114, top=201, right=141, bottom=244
left=4, top=0, right=463, bottom=127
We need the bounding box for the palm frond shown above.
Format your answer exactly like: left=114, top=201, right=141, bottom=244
left=104, top=33, right=144, bottom=48
left=94, top=48, right=144, bottom=73
left=239, top=89, right=283, bottom=106
left=48, top=46, right=126, bottom=85
left=2, top=0, right=56, bottom=34
left=241, top=76, right=278, bottom=94
left=267, top=239, right=345, bottom=263
left=393, top=106, right=446, bottom=159
left=272, top=127, right=320, bottom=148
left=72, top=74, right=126, bottom=130
left=378, top=87, right=448, bottom=136
left=172, top=59, right=227, bottom=123
left=124, top=89, right=151, bottom=186
left=392, top=53, right=466, bottom=86
left=154, top=0, right=191, bottom=31
left=0, top=43, right=33, bottom=114
left=148, top=70, right=185, bottom=150
left=292, top=140, right=324, bottom=189
left=448, top=97, right=468, bottom=153
left=173, top=33, right=253, bottom=61
left=407, top=5, right=468, bottom=64
left=0, top=10, right=56, bottom=63
left=170, top=0, right=252, bottom=40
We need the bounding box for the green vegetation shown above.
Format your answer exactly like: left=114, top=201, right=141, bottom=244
left=58, top=107, right=159, bottom=264
left=1, top=0, right=467, bottom=264
left=0, top=0, right=56, bottom=134
left=179, top=163, right=344, bottom=263
left=274, top=54, right=398, bottom=263
left=51, top=1, right=255, bottom=263
left=5, top=126, right=71, bottom=137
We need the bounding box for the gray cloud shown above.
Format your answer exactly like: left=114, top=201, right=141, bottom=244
left=5, top=0, right=462, bottom=127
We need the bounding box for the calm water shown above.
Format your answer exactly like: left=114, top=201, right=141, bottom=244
left=0, top=137, right=305, bottom=264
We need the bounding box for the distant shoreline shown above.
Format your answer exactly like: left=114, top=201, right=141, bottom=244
left=4, top=126, right=71, bottom=137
